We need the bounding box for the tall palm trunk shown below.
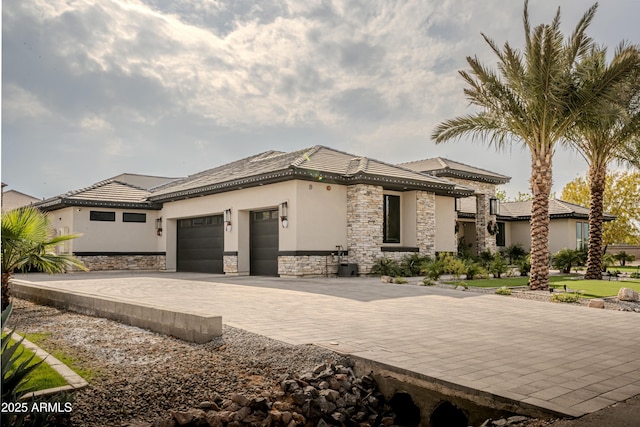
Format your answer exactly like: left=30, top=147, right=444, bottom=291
left=529, top=153, right=552, bottom=290
left=585, top=164, right=606, bottom=279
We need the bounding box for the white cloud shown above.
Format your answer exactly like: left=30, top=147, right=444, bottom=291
left=2, top=84, right=51, bottom=122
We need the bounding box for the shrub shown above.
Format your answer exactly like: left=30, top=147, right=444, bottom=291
left=2, top=303, right=74, bottom=427
left=515, top=256, right=531, bottom=276
left=423, top=259, right=445, bottom=281
left=614, top=251, right=636, bottom=266
left=489, top=254, right=509, bottom=278
left=501, top=244, right=527, bottom=264
left=602, top=253, right=616, bottom=272
left=440, top=253, right=466, bottom=278
left=477, top=250, right=494, bottom=269
left=464, top=261, right=485, bottom=280
left=370, top=257, right=400, bottom=276
left=495, top=286, right=512, bottom=296
left=551, top=292, right=581, bottom=303
left=394, top=277, right=409, bottom=284
left=421, top=278, right=436, bottom=286
left=552, top=249, right=585, bottom=274
left=457, top=238, right=474, bottom=260
left=400, top=254, right=431, bottom=277
left=631, top=272, right=640, bottom=279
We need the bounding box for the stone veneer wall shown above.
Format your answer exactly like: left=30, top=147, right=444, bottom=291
left=278, top=255, right=340, bottom=277
left=447, top=177, right=497, bottom=254
left=416, top=191, right=436, bottom=258
left=347, top=184, right=383, bottom=275
left=75, top=254, right=166, bottom=271
left=223, top=255, right=239, bottom=274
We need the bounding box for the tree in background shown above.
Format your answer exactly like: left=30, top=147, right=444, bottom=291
left=568, top=44, right=640, bottom=279
left=1, top=206, right=87, bottom=309
left=561, top=171, right=640, bottom=247
left=432, top=1, right=636, bottom=290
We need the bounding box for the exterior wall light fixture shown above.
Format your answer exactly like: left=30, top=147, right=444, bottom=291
left=280, top=202, right=288, bottom=228
left=489, top=198, right=500, bottom=216
left=156, top=217, right=163, bottom=236
left=224, top=209, right=232, bottom=232
left=454, top=197, right=462, bottom=212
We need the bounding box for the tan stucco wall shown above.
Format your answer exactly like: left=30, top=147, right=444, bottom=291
left=295, top=181, right=348, bottom=250
left=435, top=196, right=456, bottom=253
left=549, top=219, right=581, bottom=254
left=47, top=207, right=160, bottom=253
left=509, top=221, right=531, bottom=251
left=70, top=208, right=161, bottom=252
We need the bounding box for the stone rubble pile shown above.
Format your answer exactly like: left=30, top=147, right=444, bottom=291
left=145, top=362, right=402, bottom=427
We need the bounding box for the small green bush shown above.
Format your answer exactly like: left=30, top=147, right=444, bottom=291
left=552, top=249, right=585, bottom=274
left=495, top=286, right=512, bottom=296
left=421, top=278, right=436, bottom=286
left=399, top=254, right=431, bottom=277
left=464, top=261, right=485, bottom=280
left=423, top=259, right=445, bottom=281
left=501, top=244, right=527, bottom=264
left=370, top=257, right=400, bottom=276
left=440, top=253, right=466, bottom=278
left=394, top=277, right=408, bottom=284
left=515, top=256, right=531, bottom=276
left=551, top=292, right=581, bottom=303
left=489, top=255, right=509, bottom=278
left=477, top=250, right=495, bottom=269
left=452, top=281, right=468, bottom=289
left=631, top=272, right=640, bottom=279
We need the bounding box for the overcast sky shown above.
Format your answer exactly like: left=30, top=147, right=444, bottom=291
left=2, top=0, right=638, bottom=200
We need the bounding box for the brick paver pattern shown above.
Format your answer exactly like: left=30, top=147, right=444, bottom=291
left=16, top=272, right=640, bottom=417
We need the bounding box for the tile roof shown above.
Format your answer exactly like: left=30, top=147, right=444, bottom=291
left=400, top=157, right=510, bottom=184
left=150, top=146, right=475, bottom=201
left=36, top=178, right=163, bottom=211
left=458, top=198, right=615, bottom=221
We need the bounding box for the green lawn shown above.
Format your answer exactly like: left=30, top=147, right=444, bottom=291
left=551, top=279, right=640, bottom=299
left=606, top=265, right=640, bottom=274
left=444, top=275, right=577, bottom=288
left=445, top=274, right=640, bottom=299
left=24, top=332, right=95, bottom=381
left=6, top=338, right=67, bottom=392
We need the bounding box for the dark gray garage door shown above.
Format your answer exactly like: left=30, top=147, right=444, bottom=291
left=250, top=209, right=279, bottom=276
left=177, top=215, right=224, bottom=273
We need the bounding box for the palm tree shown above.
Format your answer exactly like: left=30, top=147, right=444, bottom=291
left=570, top=44, right=640, bottom=279
left=432, top=1, right=638, bottom=289
left=1, top=206, right=87, bottom=309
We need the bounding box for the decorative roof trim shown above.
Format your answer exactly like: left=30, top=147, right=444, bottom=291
left=36, top=198, right=162, bottom=211
left=428, top=169, right=510, bottom=184
left=150, top=167, right=476, bottom=202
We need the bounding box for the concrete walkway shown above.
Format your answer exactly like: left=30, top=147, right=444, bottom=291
left=13, top=272, right=640, bottom=419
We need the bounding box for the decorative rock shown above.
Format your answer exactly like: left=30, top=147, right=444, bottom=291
left=231, top=393, right=250, bottom=407
left=172, top=409, right=206, bottom=426
left=492, top=419, right=507, bottom=426
left=205, top=412, right=223, bottom=427
left=151, top=418, right=176, bottom=427
left=456, top=285, right=466, bottom=291
left=588, top=299, right=605, bottom=309
left=199, top=401, right=219, bottom=410
left=618, top=287, right=639, bottom=301
left=507, top=415, right=529, bottom=423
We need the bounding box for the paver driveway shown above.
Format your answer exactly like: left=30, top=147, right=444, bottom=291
left=14, top=272, right=640, bottom=418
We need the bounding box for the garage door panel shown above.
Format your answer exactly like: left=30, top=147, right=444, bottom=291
left=177, top=215, right=224, bottom=274
left=250, top=210, right=278, bottom=276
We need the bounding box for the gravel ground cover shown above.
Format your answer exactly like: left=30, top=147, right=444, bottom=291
left=8, top=299, right=348, bottom=427
left=7, top=297, right=637, bottom=427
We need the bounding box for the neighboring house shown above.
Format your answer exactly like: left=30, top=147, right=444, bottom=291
left=37, top=174, right=179, bottom=270
left=496, top=199, right=615, bottom=254
left=1, top=184, right=41, bottom=212
left=36, top=146, right=475, bottom=275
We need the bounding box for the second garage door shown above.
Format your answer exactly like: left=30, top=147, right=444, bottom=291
left=177, top=215, right=224, bottom=273
left=250, top=209, right=279, bottom=276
